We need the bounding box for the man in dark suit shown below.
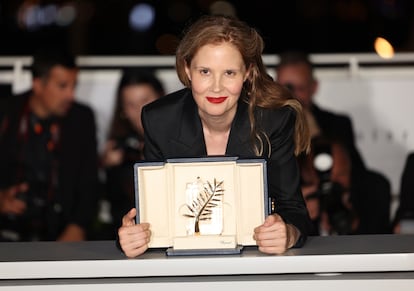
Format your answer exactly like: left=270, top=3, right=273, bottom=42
left=0, top=48, right=99, bottom=241
left=275, top=51, right=364, bottom=170
left=276, top=51, right=391, bottom=234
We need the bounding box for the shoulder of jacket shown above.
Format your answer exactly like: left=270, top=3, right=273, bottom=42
left=313, top=103, right=350, bottom=120
left=144, top=87, right=191, bottom=112
left=68, top=102, right=95, bottom=118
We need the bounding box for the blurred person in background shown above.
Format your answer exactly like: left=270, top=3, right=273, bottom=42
left=276, top=51, right=391, bottom=234
left=392, top=152, right=414, bottom=234
left=101, top=68, right=165, bottom=234
left=298, top=136, right=359, bottom=235
left=0, top=48, right=99, bottom=241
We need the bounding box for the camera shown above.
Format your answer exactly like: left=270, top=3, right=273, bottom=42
left=312, top=138, right=355, bottom=235
left=0, top=181, right=49, bottom=242
left=16, top=181, right=47, bottom=219
left=115, top=135, right=143, bottom=162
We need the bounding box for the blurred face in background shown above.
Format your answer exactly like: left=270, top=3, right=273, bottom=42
left=121, top=84, right=160, bottom=135
left=276, top=63, right=317, bottom=109
left=31, top=66, right=78, bottom=118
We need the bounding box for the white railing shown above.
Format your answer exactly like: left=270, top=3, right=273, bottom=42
left=1, top=51, right=414, bottom=67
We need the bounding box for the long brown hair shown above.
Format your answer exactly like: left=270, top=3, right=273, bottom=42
left=108, top=68, right=165, bottom=140
left=176, top=15, right=310, bottom=156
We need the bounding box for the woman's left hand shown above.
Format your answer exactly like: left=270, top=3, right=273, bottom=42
left=253, top=214, right=299, bottom=254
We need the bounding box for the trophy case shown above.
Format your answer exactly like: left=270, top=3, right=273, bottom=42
left=134, top=157, right=269, bottom=255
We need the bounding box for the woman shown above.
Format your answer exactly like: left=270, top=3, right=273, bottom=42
left=118, top=15, right=311, bottom=257
left=101, top=69, right=165, bottom=231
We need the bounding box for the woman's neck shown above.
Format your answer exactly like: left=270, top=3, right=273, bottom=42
left=199, top=111, right=234, bottom=156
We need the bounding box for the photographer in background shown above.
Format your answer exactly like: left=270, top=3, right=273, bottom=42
left=276, top=51, right=391, bottom=234
left=101, top=68, right=165, bottom=234
left=0, top=48, right=99, bottom=242
left=298, top=136, right=358, bottom=235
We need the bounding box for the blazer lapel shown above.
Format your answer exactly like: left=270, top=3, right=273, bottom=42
left=168, top=91, right=254, bottom=158
left=170, top=91, right=207, bottom=157
left=226, top=100, right=254, bottom=157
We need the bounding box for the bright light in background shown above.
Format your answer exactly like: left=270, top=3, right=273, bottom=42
left=20, top=4, right=40, bottom=30
left=374, top=37, right=394, bottom=59
left=17, top=2, right=77, bottom=30
left=37, top=4, right=57, bottom=26
left=129, top=3, right=155, bottom=32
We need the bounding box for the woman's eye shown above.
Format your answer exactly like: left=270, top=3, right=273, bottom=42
left=225, top=70, right=235, bottom=76
left=200, top=69, right=209, bottom=75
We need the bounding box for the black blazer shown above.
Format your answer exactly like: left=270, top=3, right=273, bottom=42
left=142, top=88, right=311, bottom=244
left=0, top=91, right=99, bottom=240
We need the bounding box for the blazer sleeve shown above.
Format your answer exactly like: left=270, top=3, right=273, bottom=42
left=265, top=107, right=312, bottom=246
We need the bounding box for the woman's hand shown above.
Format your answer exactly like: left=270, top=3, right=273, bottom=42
left=118, top=208, right=151, bottom=258
left=253, top=214, right=300, bottom=254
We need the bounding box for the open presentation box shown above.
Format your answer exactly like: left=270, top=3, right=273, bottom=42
left=134, top=157, right=269, bottom=255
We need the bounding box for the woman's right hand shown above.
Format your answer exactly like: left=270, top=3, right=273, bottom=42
left=118, top=208, right=151, bottom=258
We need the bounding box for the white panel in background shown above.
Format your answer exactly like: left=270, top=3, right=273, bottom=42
left=315, top=68, right=414, bottom=197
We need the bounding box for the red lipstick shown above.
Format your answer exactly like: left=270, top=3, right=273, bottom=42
left=206, top=96, right=227, bottom=104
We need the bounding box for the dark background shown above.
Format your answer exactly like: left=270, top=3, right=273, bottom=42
left=1, top=0, right=414, bottom=56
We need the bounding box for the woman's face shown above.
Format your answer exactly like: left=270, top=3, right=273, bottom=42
left=122, top=84, right=160, bottom=135
left=185, top=42, right=249, bottom=121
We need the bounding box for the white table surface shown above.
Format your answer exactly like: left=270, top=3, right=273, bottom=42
left=0, top=234, right=413, bottom=280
